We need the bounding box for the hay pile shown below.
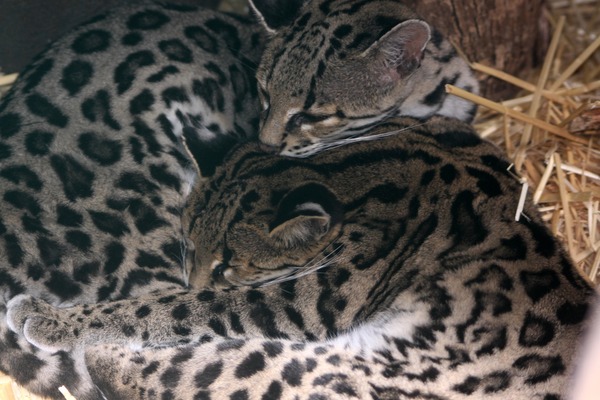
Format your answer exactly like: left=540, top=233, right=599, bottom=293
left=449, top=0, right=600, bottom=283
left=0, top=0, right=599, bottom=399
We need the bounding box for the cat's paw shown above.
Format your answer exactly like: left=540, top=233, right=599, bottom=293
left=6, top=295, right=75, bottom=353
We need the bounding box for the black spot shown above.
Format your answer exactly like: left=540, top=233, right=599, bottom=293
left=209, top=318, right=227, bottom=336
left=159, top=39, right=193, bottom=63
left=490, top=234, right=527, bottom=261
left=369, top=183, right=408, bottom=204
left=122, top=324, right=136, bottom=337
left=261, top=380, right=282, bottom=399
left=453, top=376, right=481, bottom=395
left=235, top=352, right=266, bottom=379
left=282, top=359, right=304, bottom=386
left=0, top=142, right=12, bottom=160
left=25, top=130, right=55, bottom=155
left=192, top=78, right=225, bottom=112
left=89, top=210, right=130, bottom=237
left=263, top=341, right=284, bottom=358
left=136, top=305, right=151, bottom=318
left=333, top=24, right=352, bottom=39
left=195, top=361, right=223, bottom=388
left=133, top=119, right=162, bottom=156
left=519, top=312, right=555, bottom=347
left=512, top=354, right=565, bottom=384
left=136, top=250, right=167, bottom=268
left=73, top=261, right=100, bottom=284
left=160, top=367, right=181, bottom=389
left=230, top=390, right=249, bottom=400
left=142, top=361, right=160, bottom=378
left=57, top=205, right=83, bottom=227
left=114, top=51, right=156, bottom=94
left=0, top=165, right=43, bottom=190
left=4, top=190, right=42, bottom=215
left=205, top=18, right=241, bottom=52
left=25, top=94, right=68, bottom=127
left=27, top=263, right=45, bottom=281
left=130, top=89, right=155, bottom=115
left=520, top=269, right=560, bottom=303
left=197, top=290, right=215, bottom=302
left=50, top=154, right=95, bottom=201
left=204, top=61, right=227, bottom=85
left=22, top=58, right=54, bottom=93
left=446, top=190, right=488, bottom=251
left=173, top=325, right=192, bottom=336
left=45, top=270, right=82, bottom=300
left=37, top=236, right=64, bottom=267
left=23, top=214, right=49, bottom=234
left=159, top=295, right=176, bottom=304
left=556, top=301, right=588, bottom=325
left=147, top=65, right=180, bottom=82
left=72, top=29, right=111, bottom=54
left=116, top=171, right=159, bottom=193
left=127, top=10, right=170, bottom=30
left=4, top=233, right=24, bottom=267
left=434, top=129, right=483, bottom=148
left=81, top=90, right=122, bottom=130
left=440, top=164, right=459, bottom=183
left=247, top=290, right=264, bottom=303
left=150, top=164, right=181, bottom=191
left=171, top=348, right=194, bottom=365
left=65, top=230, right=92, bottom=251
left=61, top=60, right=93, bottom=95
left=162, top=86, right=189, bottom=107
left=122, top=32, right=142, bottom=46
left=525, top=220, right=556, bottom=258
left=466, top=167, right=503, bottom=197
left=184, top=26, right=218, bottom=54
left=128, top=199, right=169, bottom=235
left=172, top=304, right=190, bottom=320
left=78, top=131, right=123, bottom=165
left=284, top=307, right=305, bottom=330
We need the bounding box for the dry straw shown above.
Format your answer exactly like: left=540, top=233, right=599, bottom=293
left=0, top=0, right=599, bottom=398
left=450, top=0, right=600, bottom=284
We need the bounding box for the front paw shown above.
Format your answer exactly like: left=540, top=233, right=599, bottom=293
left=6, top=295, right=75, bottom=352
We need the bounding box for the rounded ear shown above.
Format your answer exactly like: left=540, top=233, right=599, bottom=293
left=364, top=19, right=431, bottom=79
left=249, top=0, right=307, bottom=33
left=269, top=183, right=341, bottom=249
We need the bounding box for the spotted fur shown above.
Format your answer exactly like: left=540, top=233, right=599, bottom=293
left=250, top=0, right=479, bottom=156
left=0, top=3, right=264, bottom=398
left=8, top=117, right=593, bottom=399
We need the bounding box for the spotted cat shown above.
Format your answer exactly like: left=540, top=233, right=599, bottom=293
left=9, top=116, right=593, bottom=399
left=250, top=0, right=480, bottom=156
left=0, top=2, right=264, bottom=398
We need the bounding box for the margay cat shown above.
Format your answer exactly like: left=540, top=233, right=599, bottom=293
left=249, top=0, right=479, bottom=156
left=8, top=117, right=594, bottom=399
left=2, top=1, right=592, bottom=400
left=0, top=3, right=265, bottom=398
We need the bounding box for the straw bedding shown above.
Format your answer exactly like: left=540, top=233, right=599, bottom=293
left=0, top=0, right=598, bottom=398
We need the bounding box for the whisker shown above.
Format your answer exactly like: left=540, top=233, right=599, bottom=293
left=258, top=244, right=344, bottom=287
left=293, top=122, right=426, bottom=158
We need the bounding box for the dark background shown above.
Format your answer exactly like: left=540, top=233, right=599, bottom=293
left=0, top=0, right=236, bottom=74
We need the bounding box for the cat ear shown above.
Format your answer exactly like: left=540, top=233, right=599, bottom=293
left=269, top=183, right=341, bottom=249
left=365, top=19, right=431, bottom=79
left=249, top=0, right=307, bottom=33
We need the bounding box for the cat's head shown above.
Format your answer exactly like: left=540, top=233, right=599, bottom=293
left=182, top=147, right=346, bottom=288
left=182, top=118, right=441, bottom=289
left=250, top=0, right=432, bottom=156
